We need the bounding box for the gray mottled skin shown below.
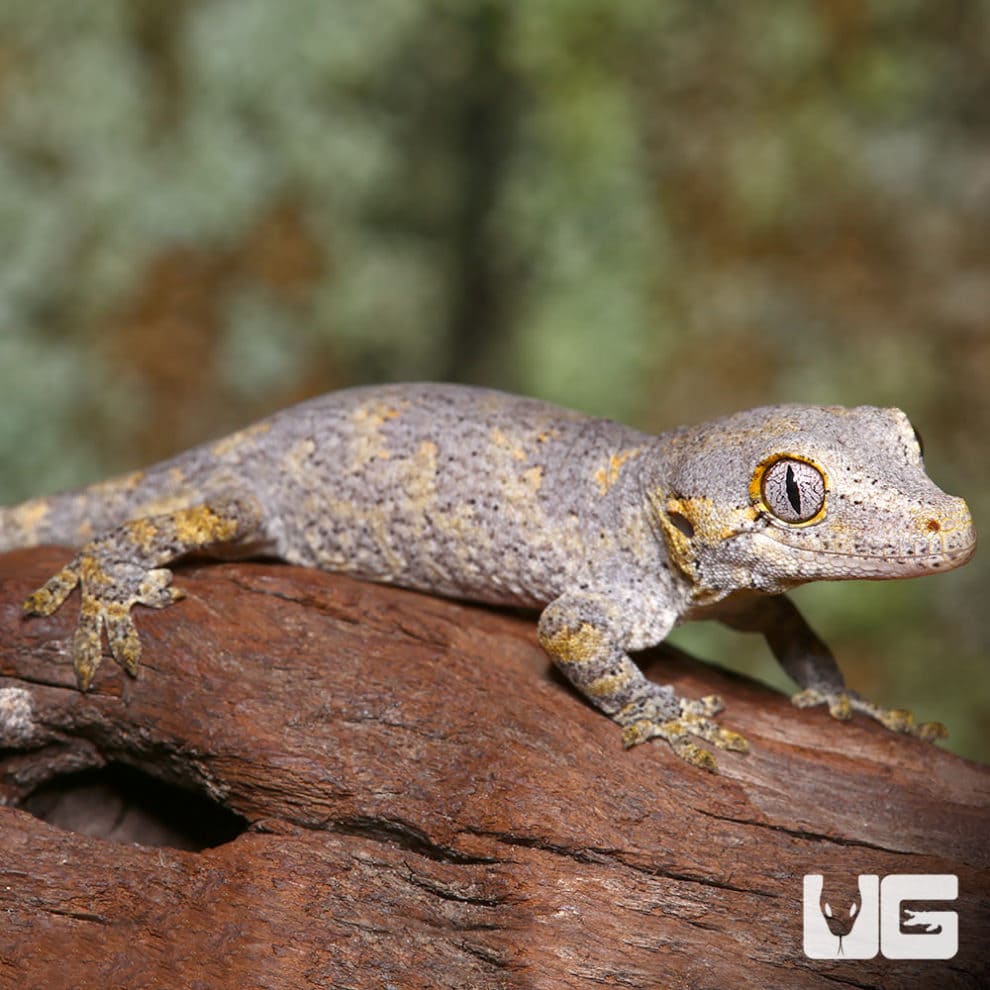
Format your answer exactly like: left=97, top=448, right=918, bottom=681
left=1, top=383, right=977, bottom=769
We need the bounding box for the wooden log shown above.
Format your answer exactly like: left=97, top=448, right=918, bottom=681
left=1, top=547, right=987, bottom=989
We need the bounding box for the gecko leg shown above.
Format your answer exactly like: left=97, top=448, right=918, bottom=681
left=717, top=593, right=946, bottom=742
left=23, top=495, right=268, bottom=690
left=538, top=594, right=748, bottom=771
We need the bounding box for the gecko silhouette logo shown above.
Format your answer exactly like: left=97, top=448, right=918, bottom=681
left=802, top=874, right=958, bottom=960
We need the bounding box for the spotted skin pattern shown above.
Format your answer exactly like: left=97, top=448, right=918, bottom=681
left=1, top=384, right=977, bottom=769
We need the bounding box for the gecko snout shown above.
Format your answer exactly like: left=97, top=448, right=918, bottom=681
left=918, top=493, right=976, bottom=566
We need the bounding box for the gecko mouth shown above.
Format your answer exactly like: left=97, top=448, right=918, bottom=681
left=752, top=531, right=977, bottom=578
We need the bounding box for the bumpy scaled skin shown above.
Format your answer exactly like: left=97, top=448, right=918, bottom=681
left=1, top=384, right=977, bottom=769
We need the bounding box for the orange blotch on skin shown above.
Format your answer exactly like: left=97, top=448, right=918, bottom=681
left=594, top=448, right=641, bottom=495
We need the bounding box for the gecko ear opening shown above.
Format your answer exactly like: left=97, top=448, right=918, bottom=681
left=668, top=511, right=695, bottom=538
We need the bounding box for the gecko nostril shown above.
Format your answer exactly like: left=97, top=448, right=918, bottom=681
left=926, top=519, right=941, bottom=533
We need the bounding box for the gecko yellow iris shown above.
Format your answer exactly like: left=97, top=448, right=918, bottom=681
left=750, top=454, right=828, bottom=527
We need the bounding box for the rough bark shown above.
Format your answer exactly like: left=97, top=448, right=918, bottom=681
left=1, top=547, right=987, bottom=990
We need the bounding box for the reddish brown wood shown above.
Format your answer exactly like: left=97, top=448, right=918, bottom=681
left=1, top=547, right=987, bottom=989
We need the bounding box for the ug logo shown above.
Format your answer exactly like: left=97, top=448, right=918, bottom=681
left=802, top=873, right=958, bottom=960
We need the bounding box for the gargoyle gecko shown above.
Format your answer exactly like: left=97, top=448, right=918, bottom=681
left=0, top=384, right=976, bottom=769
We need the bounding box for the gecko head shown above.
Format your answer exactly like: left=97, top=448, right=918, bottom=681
left=650, top=404, right=976, bottom=596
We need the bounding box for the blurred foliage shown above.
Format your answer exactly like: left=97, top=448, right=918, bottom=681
left=0, top=0, right=986, bottom=759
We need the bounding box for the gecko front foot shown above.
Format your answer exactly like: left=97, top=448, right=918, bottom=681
left=618, top=694, right=749, bottom=771
left=791, top=688, right=947, bottom=742
left=24, top=551, right=183, bottom=690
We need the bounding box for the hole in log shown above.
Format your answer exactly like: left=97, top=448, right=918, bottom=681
left=21, top=764, right=247, bottom=851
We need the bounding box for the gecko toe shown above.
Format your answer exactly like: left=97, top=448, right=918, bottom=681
left=680, top=694, right=724, bottom=718
left=795, top=688, right=946, bottom=744
left=709, top=724, right=750, bottom=752
left=23, top=566, right=80, bottom=617
left=874, top=707, right=947, bottom=741
left=106, top=604, right=142, bottom=677
left=72, top=607, right=105, bottom=691
left=621, top=702, right=747, bottom=771
left=672, top=739, right=718, bottom=772
left=826, top=694, right=852, bottom=721
left=138, top=568, right=182, bottom=609
left=679, top=712, right=749, bottom=753
left=915, top=720, right=948, bottom=742
left=791, top=687, right=852, bottom=720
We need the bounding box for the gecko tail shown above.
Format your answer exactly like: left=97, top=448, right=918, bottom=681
left=0, top=481, right=143, bottom=552
left=0, top=491, right=86, bottom=551
left=0, top=468, right=175, bottom=552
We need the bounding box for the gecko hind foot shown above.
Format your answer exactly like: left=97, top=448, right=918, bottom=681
left=619, top=694, right=749, bottom=772
left=790, top=688, right=947, bottom=742
left=24, top=553, right=183, bottom=691
left=21, top=498, right=260, bottom=690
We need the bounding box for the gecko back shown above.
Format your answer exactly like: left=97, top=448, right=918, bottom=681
left=1, top=384, right=653, bottom=607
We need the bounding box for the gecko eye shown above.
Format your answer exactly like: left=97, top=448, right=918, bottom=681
left=760, top=458, right=826, bottom=523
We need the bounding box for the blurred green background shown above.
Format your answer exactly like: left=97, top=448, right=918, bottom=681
left=1, top=1, right=986, bottom=759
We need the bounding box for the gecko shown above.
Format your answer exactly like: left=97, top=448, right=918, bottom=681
left=0, top=384, right=976, bottom=770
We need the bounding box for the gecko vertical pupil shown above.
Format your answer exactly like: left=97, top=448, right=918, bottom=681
left=785, top=464, right=802, bottom=516
left=760, top=458, right=825, bottom=523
